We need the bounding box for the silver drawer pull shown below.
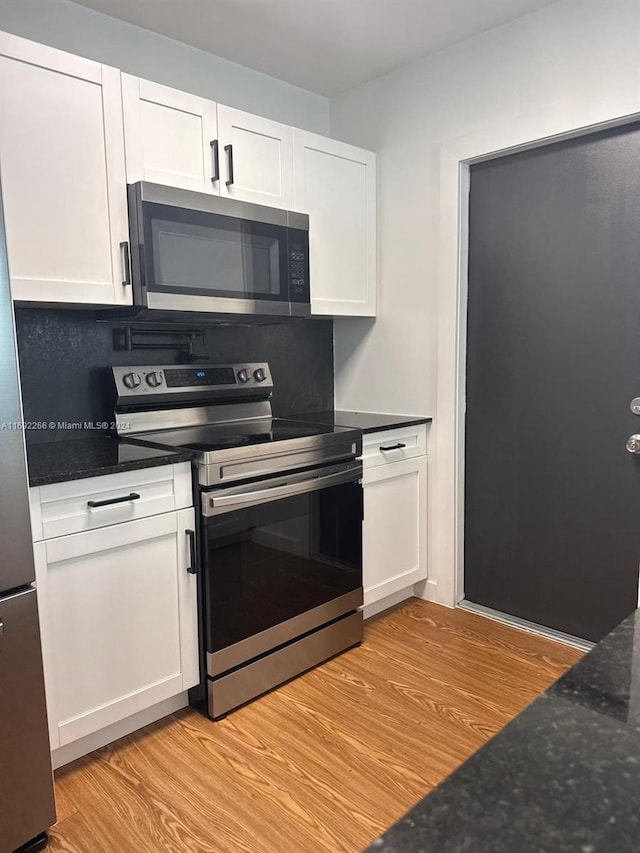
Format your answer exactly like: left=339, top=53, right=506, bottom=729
left=380, top=443, right=406, bottom=452
left=87, top=492, right=140, bottom=508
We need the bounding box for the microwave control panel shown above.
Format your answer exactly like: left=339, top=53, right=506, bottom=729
left=288, top=229, right=310, bottom=303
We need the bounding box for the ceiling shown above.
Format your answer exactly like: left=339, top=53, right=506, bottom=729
left=70, top=0, right=561, bottom=97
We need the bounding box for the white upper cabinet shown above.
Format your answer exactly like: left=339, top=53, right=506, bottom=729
left=122, top=79, right=294, bottom=209
left=0, top=31, right=378, bottom=314
left=293, top=130, right=377, bottom=317
left=122, top=75, right=218, bottom=193
left=216, top=105, right=294, bottom=208
left=0, top=32, right=130, bottom=305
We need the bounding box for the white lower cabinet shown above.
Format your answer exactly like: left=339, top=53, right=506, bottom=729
left=34, top=505, right=198, bottom=750
left=362, top=427, right=427, bottom=607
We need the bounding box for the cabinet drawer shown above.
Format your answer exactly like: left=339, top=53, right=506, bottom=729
left=30, top=462, right=192, bottom=541
left=361, top=425, right=427, bottom=470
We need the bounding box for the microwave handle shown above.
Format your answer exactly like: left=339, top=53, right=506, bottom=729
left=210, top=139, right=220, bottom=184
left=224, top=144, right=234, bottom=187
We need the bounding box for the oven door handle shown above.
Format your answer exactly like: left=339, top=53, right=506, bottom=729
left=203, top=466, right=361, bottom=515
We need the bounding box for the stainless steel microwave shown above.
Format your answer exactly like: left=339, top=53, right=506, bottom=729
left=127, top=182, right=310, bottom=317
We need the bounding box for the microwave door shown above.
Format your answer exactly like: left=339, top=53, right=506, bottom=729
left=129, top=182, right=309, bottom=316
left=145, top=210, right=290, bottom=314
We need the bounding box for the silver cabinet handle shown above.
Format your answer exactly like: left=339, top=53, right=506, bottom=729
left=210, top=139, right=220, bottom=183
left=120, top=241, right=131, bottom=286
left=185, top=529, right=197, bottom=575
left=224, top=144, right=234, bottom=186
left=0, top=618, right=4, bottom=636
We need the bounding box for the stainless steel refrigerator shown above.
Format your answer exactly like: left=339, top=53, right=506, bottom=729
left=0, top=183, right=56, bottom=850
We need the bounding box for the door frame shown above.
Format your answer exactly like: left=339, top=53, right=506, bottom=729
left=431, top=104, right=640, bottom=611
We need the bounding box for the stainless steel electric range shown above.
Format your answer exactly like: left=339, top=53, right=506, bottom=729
left=112, top=363, right=363, bottom=719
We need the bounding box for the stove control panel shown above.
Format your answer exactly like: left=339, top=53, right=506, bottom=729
left=113, top=363, right=273, bottom=400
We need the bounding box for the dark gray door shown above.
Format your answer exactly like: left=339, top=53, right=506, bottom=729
left=465, top=123, right=640, bottom=643
left=0, top=588, right=56, bottom=852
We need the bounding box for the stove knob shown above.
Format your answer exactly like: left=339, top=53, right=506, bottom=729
left=122, top=372, right=141, bottom=389
left=253, top=368, right=267, bottom=383
left=237, top=368, right=251, bottom=383
left=146, top=371, right=163, bottom=388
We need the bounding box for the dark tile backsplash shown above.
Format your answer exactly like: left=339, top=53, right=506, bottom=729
left=15, top=307, right=334, bottom=445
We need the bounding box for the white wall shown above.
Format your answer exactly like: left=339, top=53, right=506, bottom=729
left=330, top=0, right=640, bottom=604
left=0, top=0, right=329, bottom=134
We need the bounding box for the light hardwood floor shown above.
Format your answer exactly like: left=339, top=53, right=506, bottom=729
left=49, top=599, right=582, bottom=852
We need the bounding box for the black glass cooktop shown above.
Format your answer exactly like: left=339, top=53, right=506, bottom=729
left=132, top=418, right=358, bottom=454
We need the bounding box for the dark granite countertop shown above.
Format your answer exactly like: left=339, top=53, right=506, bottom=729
left=289, top=410, right=432, bottom=434
left=27, top=436, right=194, bottom=487
left=367, top=609, right=640, bottom=852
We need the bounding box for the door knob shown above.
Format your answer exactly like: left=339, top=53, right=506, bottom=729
left=626, top=435, right=640, bottom=454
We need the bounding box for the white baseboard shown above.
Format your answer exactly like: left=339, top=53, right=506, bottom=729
left=363, top=586, right=416, bottom=619
left=52, top=692, right=189, bottom=769
left=414, top=578, right=440, bottom=603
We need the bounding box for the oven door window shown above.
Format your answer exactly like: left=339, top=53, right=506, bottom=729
left=204, top=482, right=362, bottom=654
left=142, top=201, right=289, bottom=302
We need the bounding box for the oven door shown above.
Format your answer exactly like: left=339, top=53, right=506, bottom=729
left=201, top=461, right=363, bottom=677
left=129, top=182, right=310, bottom=316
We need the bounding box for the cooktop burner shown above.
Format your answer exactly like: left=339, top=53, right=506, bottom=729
left=182, top=435, right=253, bottom=451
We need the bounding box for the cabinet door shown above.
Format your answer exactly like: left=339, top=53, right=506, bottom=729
left=122, top=75, right=218, bottom=193
left=0, top=32, right=130, bottom=305
left=363, top=456, right=427, bottom=606
left=293, top=129, right=376, bottom=317
left=217, top=105, right=294, bottom=208
left=34, top=508, right=198, bottom=747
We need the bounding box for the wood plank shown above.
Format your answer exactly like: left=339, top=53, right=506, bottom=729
left=49, top=599, right=582, bottom=852
left=47, top=810, right=113, bottom=852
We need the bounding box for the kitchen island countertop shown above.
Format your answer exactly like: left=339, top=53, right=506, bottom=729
left=367, top=609, right=640, bottom=852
